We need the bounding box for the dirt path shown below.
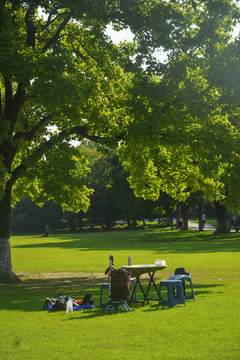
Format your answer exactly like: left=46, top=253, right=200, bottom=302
left=1, top=271, right=163, bottom=290
left=13, top=271, right=107, bottom=290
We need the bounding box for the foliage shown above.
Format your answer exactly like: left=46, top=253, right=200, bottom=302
left=0, top=1, right=239, bottom=211
left=0, top=0, right=136, bottom=213
left=10, top=151, right=169, bottom=232
left=86, top=154, right=120, bottom=229
left=116, top=0, right=240, bottom=212
left=2, top=0, right=238, bottom=216
left=11, top=198, right=63, bottom=234
left=107, top=154, right=160, bottom=222
left=83, top=152, right=160, bottom=228
left=12, top=143, right=93, bottom=212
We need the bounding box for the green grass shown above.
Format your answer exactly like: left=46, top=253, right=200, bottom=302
left=1, top=228, right=240, bottom=360
left=190, top=218, right=217, bottom=226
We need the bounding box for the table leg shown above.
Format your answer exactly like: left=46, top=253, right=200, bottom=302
left=129, top=276, right=149, bottom=305
left=143, top=271, right=160, bottom=306
left=137, top=276, right=149, bottom=305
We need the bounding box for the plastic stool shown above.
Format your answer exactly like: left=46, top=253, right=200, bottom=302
left=179, top=276, right=195, bottom=301
left=158, top=280, right=185, bottom=308
left=99, top=278, right=137, bottom=308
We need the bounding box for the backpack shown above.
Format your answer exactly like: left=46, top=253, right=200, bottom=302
left=51, top=295, right=69, bottom=311
left=82, top=293, right=94, bottom=305
left=175, top=267, right=190, bottom=276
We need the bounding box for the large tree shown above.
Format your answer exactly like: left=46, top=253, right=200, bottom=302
left=1, top=0, right=240, bottom=283
left=117, top=1, right=240, bottom=231
left=0, top=0, right=190, bottom=282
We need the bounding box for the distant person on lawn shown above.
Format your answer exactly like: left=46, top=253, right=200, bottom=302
left=202, top=214, right=206, bottom=227
left=42, top=225, right=50, bottom=237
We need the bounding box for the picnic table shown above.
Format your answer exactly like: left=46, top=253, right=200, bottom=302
left=121, top=264, right=167, bottom=306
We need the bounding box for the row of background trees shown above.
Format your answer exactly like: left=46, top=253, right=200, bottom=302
left=11, top=143, right=224, bottom=234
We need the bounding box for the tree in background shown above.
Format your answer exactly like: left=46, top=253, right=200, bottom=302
left=10, top=152, right=164, bottom=232
left=11, top=198, right=63, bottom=234
left=86, top=154, right=120, bottom=229
left=107, top=154, right=160, bottom=227
left=117, top=1, right=240, bottom=233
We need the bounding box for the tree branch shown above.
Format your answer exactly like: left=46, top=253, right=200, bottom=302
left=62, top=33, right=98, bottom=63
left=10, top=136, right=59, bottom=184
left=44, top=11, right=73, bottom=28
left=25, top=2, right=37, bottom=48
left=9, top=83, right=26, bottom=133
left=10, top=125, right=124, bottom=184
left=68, top=126, right=105, bottom=143
left=61, top=33, right=110, bottom=74
left=13, top=116, right=51, bottom=143
left=69, top=125, right=125, bottom=142
left=4, top=77, right=12, bottom=116
left=4, top=80, right=26, bottom=123
left=42, top=12, right=73, bottom=53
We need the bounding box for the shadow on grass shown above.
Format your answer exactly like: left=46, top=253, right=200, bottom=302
left=12, top=229, right=240, bottom=254
left=0, top=275, right=104, bottom=312
left=0, top=281, right=226, bottom=313
left=63, top=283, right=227, bottom=319
left=0, top=272, right=106, bottom=293
left=17, top=274, right=106, bottom=290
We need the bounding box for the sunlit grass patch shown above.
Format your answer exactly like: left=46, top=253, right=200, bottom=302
left=1, top=228, right=240, bottom=359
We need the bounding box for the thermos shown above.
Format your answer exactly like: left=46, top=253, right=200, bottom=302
left=66, top=299, right=73, bottom=314
left=109, top=254, right=114, bottom=266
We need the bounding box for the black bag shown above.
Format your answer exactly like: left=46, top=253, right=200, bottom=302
left=52, top=296, right=69, bottom=311
left=175, top=267, right=190, bottom=276
left=82, top=293, right=94, bottom=305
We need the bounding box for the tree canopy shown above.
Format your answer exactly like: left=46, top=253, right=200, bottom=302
left=0, top=0, right=196, bottom=282
left=117, top=1, right=240, bottom=214
left=1, top=0, right=240, bottom=282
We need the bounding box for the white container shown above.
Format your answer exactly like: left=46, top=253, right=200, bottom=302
left=155, top=259, right=166, bottom=266
left=66, top=299, right=73, bottom=314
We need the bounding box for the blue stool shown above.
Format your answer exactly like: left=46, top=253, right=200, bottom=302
left=99, top=278, right=137, bottom=308
left=158, top=280, right=185, bottom=308
left=179, top=276, right=195, bottom=301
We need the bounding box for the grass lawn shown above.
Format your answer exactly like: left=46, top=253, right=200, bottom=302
left=0, top=228, right=240, bottom=360
left=190, top=218, right=217, bottom=226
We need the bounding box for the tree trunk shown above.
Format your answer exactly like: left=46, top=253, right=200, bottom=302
left=198, top=203, right=204, bottom=232
left=182, top=203, right=189, bottom=230
left=214, top=201, right=229, bottom=233
left=166, top=208, right=174, bottom=230
left=0, top=182, right=21, bottom=283
left=78, top=214, right=84, bottom=232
